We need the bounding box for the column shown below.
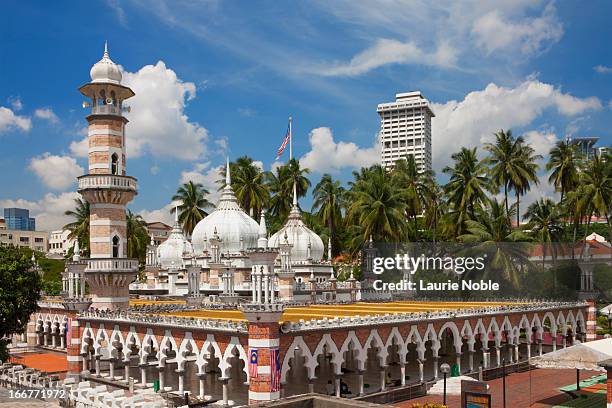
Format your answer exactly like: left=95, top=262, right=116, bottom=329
left=177, top=370, right=185, bottom=393
left=95, top=356, right=101, bottom=376
left=400, top=363, right=406, bottom=386
left=80, top=273, right=86, bottom=297
left=495, top=347, right=501, bottom=367
left=52, top=330, right=57, bottom=347
left=124, top=361, right=130, bottom=382
left=198, top=373, right=206, bottom=399
left=251, top=273, right=256, bottom=302
left=335, top=375, right=341, bottom=397
left=538, top=340, right=543, bottom=356
left=469, top=350, right=474, bottom=372
left=562, top=337, right=567, bottom=349
left=60, top=334, right=65, bottom=349
left=526, top=343, right=531, bottom=360
left=140, top=364, right=147, bottom=385
left=357, top=370, right=365, bottom=395
left=82, top=353, right=89, bottom=372
left=433, top=356, right=439, bottom=380
left=379, top=369, right=386, bottom=391
left=158, top=366, right=165, bottom=391
left=552, top=337, right=557, bottom=352
left=418, top=360, right=424, bottom=383
left=508, top=345, right=514, bottom=363
left=482, top=350, right=490, bottom=368
left=221, top=378, right=229, bottom=407
left=264, top=273, right=270, bottom=304
left=109, top=359, right=115, bottom=379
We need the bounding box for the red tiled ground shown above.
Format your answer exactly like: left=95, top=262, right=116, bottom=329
left=396, top=369, right=600, bottom=408
left=10, top=352, right=68, bottom=375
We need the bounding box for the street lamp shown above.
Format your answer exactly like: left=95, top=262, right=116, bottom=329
left=440, top=362, right=451, bottom=406
left=608, top=310, right=611, bottom=336
left=502, top=358, right=507, bottom=408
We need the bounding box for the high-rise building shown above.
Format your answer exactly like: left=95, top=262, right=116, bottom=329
left=3, top=208, right=35, bottom=231
left=377, top=91, right=434, bottom=172
left=567, top=136, right=609, bottom=161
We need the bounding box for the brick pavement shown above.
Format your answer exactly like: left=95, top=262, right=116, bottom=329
left=396, top=368, right=601, bottom=408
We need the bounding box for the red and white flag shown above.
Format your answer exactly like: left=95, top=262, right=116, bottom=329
left=276, top=121, right=291, bottom=159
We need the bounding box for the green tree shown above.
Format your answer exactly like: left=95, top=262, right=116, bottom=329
left=443, top=147, right=491, bottom=236
left=577, top=155, right=612, bottom=245
left=312, top=174, right=345, bottom=256
left=220, top=156, right=270, bottom=217
left=0, top=246, right=42, bottom=361
left=63, top=198, right=90, bottom=256
left=392, top=156, right=430, bottom=240
left=523, top=198, right=564, bottom=276
left=265, top=159, right=311, bottom=223
left=345, top=165, right=407, bottom=245
left=546, top=140, right=579, bottom=203
left=510, top=141, right=542, bottom=227
left=126, top=210, right=150, bottom=264
left=172, top=181, right=214, bottom=235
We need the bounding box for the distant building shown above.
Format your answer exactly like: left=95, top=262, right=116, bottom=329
left=49, top=229, right=75, bottom=257
left=377, top=91, right=434, bottom=172
left=146, top=221, right=173, bottom=245
left=0, top=218, right=5, bottom=230
left=3, top=208, right=36, bottom=231
left=568, top=136, right=609, bottom=161
left=0, top=229, right=48, bottom=252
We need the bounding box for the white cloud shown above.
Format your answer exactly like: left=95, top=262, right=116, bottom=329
left=29, top=153, right=84, bottom=191
left=118, top=61, right=208, bottom=160
left=522, top=130, right=558, bottom=160
left=138, top=203, right=175, bottom=226
left=0, top=192, right=81, bottom=231
left=312, top=39, right=457, bottom=76
left=300, top=127, right=380, bottom=173
left=472, top=3, right=563, bottom=55
left=106, top=0, right=128, bottom=27
left=179, top=162, right=223, bottom=204
left=69, top=136, right=89, bottom=158
left=431, top=79, right=602, bottom=170
left=34, top=108, right=59, bottom=123
left=0, top=106, right=31, bottom=133
left=594, top=65, right=612, bottom=74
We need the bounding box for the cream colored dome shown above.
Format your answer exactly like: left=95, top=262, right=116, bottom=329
left=157, top=213, right=193, bottom=269
left=191, top=159, right=259, bottom=254
left=90, top=42, right=122, bottom=84
left=268, top=185, right=324, bottom=262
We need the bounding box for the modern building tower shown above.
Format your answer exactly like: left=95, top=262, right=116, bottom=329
left=76, top=42, right=138, bottom=310
left=3, top=208, right=36, bottom=231
left=377, top=91, right=434, bottom=172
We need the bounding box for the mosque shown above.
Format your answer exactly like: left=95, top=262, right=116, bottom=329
left=7, top=44, right=597, bottom=407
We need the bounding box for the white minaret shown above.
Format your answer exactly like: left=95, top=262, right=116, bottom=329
left=258, top=210, right=268, bottom=249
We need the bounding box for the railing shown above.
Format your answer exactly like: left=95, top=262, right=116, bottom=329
left=85, top=258, right=138, bottom=273
left=77, top=175, right=137, bottom=191
left=90, top=105, right=122, bottom=116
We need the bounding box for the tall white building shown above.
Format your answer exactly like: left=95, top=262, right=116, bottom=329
left=49, top=229, right=74, bottom=257
left=377, top=91, right=434, bottom=172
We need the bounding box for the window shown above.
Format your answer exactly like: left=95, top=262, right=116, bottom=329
left=35, top=237, right=44, bottom=243
left=19, top=236, right=29, bottom=243
left=111, top=153, right=119, bottom=175
left=112, top=236, right=120, bottom=258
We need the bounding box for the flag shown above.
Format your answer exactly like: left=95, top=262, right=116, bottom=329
left=249, top=348, right=258, bottom=378
left=276, top=122, right=291, bottom=159
left=66, top=317, right=72, bottom=345
left=270, top=347, right=281, bottom=392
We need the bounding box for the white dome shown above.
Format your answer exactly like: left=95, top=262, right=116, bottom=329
left=191, top=160, right=259, bottom=254
left=157, top=216, right=193, bottom=269
left=90, top=42, right=122, bottom=84
left=268, top=188, right=324, bottom=262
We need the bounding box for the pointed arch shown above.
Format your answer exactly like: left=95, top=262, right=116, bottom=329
left=281, top=336, right=316, bottom=383
left=197, top=334, right=223, bottom=374
left=220, top=336, right=248, bottom=380
left=438, top=321, right=462, bottom=353
left=312, top=333, right=343, bottom=375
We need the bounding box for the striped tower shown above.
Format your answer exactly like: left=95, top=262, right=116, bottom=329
left=242, top=305, right=284, bottom=404
left=77, top=42, right=138, bottom=310
left=586, top=299, right=597, bottom=341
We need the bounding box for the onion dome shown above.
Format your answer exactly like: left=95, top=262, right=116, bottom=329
left=90, top=41, right=122, bottom=84
left=157, top=209, right=194, bottom=269
left=268, top=183, right=324, bottom=262
left=191, top=158, right=259, bottom=254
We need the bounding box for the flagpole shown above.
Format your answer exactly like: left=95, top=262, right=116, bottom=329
left=289, top=116, right=293, bottom=161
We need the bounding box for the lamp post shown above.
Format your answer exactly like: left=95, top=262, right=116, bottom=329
left=440, top=362, right=451, bottom=406
left=502, top=358, right=506, bottom=408
left=608, top=310, right=611, bottom=335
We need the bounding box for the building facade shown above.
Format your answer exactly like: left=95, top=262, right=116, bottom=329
left=146, top=221, right=172, bottom=245
left=49, top=229, right=75, bottom=257
left=3, top=207, right=36, bottom=231
left=0, top=229, right=48, bottom=252
left=378, top=91, right=434, bottom=172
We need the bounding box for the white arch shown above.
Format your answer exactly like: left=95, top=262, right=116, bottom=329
left=423, top=324, right=441, bottom=356
left=363, top=329, right=388, bottom=366
left=108, top=325, right=125, bottom=359
left=80, top=324, right=95, bottom=354
left=124, top=327, right=141, bottom=361
left=197, top=334, right=223, bottom=374
left=94, top=325, right=109, bottom=358
left=542, top=312, right=558, bottom=335
left=385, top=327, right=407, bottom=365
left=177, top=332, right=199, bottom=371
left=438, top=321, right=462, bottom=353
left=405, top=325, right=426, bottom=360
left=339, top=331, right=366, bottom=370
left=461, top=321, right=476, bottom=351
left=157, top=330, right=178, bottom=365
left=313, top=333, right=343, bottom=375
left=281, top=335, right=316, bottom=383
left=220, top=336, right=248, bottom=380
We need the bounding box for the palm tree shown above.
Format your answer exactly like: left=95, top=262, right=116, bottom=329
left=63, top=198, right=90, bottom=257
left=523, top=198, right=563, bottom=277
left=345, top=165, right=407, bottom=244
left=391, top=157, right=430, bottom=240
left=577, top=155, right=612, bottom=245
left=458, top=199, right=531, bottom=288
left=126, top=210, right=149, bottom=264
left=221, top=156, right=269, bottom=216
left=546, top=140, right=579, bottom=203
left=443, top=147, right=491, bottom=236
left=422, top=178, right=446, bottom=244
left=312, top=174, right=345, bottom=255
left=282, top=158, right=311, bottom=198
left=265, top=159, right=311, bottom=222
left=171, top=181, right=214, bottom=235
left=510, top=141, right=542, bottom=227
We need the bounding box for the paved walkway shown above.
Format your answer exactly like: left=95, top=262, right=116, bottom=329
left=0, top=388, right=60, bottom=408
left=396, top=368, right=601, bottom=408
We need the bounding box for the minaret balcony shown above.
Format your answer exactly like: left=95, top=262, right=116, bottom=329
left=90, top=104, right=122, bottom=116
left=78, top=174, right=137, bottom=192
left=85, top=258, right=139, bottom=273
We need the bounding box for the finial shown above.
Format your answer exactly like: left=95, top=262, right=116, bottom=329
left=73, top=239, right=81, bottom=261
left=104, top=40, right=109, bottom=58
left=328, top=236, right=332, bottom=260
left=174, top=204, right=179, bottom=224
left=225, top=157, right=231, bottom=186
left=292, top=182, right=297, bottom=206
left=150, top=234, right=154, bottom=246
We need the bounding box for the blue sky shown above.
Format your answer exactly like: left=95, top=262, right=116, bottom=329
left=1, top=0, right=611, bottom=230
